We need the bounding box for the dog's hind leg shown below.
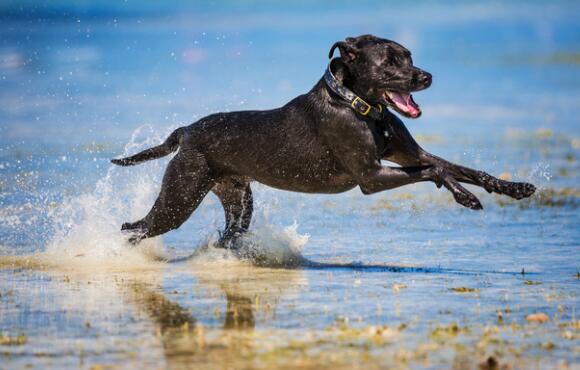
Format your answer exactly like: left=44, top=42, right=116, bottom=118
left=212, top=179, right=253, bottom=248
left=121, top=147, right=214, bottom=243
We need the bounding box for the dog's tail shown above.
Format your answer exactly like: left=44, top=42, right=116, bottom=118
left=111, top=127, right=185, bottom=166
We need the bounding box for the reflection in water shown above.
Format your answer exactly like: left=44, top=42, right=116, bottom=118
left=116, top=260, right=305, bottom=368
left=188, top=259, right=307, bottom=327
left=122, top=278, right=204, bottom=368
left=224, top=293, right=255, bottom=330
left=0, top=250, right=577, bottom=369
left=125, top=280, right=196, bottom=332
left=0, top=252, right=305, bottom=368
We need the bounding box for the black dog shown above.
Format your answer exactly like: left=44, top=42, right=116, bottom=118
left=112, top=34, right=536, bottom=245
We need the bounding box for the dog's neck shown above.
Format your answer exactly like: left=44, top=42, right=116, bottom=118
left=321, top=58, right=385, bottom=121
left=329, top=58, right=353, bottom=90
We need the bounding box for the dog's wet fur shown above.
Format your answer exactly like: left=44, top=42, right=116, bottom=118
left=112, top=34, right=536, bottom=246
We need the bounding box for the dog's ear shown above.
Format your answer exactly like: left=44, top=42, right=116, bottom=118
left=328, top=41, right=357, bottom=62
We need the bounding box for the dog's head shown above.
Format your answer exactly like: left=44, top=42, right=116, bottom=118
left=329, top=34, right=432, bottom=119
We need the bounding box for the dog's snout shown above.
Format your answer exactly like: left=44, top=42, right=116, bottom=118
left=419, top=72, right=432, bottom=87
left=411, top=70, right=432, bottom=90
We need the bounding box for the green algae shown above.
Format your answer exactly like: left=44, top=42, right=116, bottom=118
left=449, top=287, right=478, bottom=293
left=0, top=333, right=28, bottom=346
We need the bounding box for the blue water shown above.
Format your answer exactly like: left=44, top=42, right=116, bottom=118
left=0, top=1, right=579, bottom=369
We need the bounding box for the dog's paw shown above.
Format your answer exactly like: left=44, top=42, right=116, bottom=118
left=453, top=190, right=483, bottom=210
left=479, top=172, right=536, bottom=200
left=503, top=182, right=536, bottom=200
left=111, top=158, right=133, bottom=166
left=121, top=221, right=146, bottom=245
left=515, top=182, right=536, bottom=199
left=441, top=172, right=483, bottom=210
left=121, top=221, right=145, bottom=231
left=121, top=222, right=135, bottom=231
left=216, top=229, right=247, bottom=250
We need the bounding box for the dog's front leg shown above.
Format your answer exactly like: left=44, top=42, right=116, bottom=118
left=358, top=165, right=431, bottom=194
left=419, top=151, right=536, bottom=200
left=359, top=164, right=483, bottom=210
left=323, top=117, right=482, bottom=210
left=383, top=114, right=535, bottom=200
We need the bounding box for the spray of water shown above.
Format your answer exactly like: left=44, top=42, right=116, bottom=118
left=36, top=125, right=169, bottom=268
left=35, top=125, right=309, bottom=269
left=190, top=221, right=309, bottom=267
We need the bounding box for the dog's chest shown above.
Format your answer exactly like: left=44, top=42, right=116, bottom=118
left=369, top=121, right=390, bottom=158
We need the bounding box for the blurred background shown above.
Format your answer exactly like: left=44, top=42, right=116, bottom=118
left=1, top=0, right=578, bottom=145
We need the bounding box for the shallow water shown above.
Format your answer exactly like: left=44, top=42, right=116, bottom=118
left=1, top=1, right=579, bottom=369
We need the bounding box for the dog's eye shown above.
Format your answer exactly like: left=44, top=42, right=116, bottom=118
left=387, top=57, right=398, bottom=67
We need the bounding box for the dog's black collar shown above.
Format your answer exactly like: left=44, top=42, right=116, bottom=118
left=324, top=63, right=385, bottom=121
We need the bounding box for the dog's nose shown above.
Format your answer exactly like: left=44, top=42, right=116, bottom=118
left=419, top=72, right=432, bottom=86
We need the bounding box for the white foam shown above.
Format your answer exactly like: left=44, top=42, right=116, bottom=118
left=191, top=221, right=309, bottom=267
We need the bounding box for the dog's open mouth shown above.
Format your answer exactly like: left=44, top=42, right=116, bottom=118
left=384, top=91, right=421, bottom=118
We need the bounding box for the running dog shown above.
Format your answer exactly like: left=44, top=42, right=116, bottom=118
left=112, top=34, right=536, bottom=245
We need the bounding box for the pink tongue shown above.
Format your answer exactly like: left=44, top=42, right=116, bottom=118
left=391, top=92, right=420, bottom=117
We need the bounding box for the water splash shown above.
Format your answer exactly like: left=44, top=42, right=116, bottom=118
left=42, top=125, right=173, bottom=267
left=190, top=221, right=309, bottom=267
left=529, top=162, right=552, bottom=184
left=38, top=125, right=310, bottom=269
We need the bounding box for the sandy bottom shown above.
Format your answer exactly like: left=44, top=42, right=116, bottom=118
left=0, top=242, right=578, bottom=370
